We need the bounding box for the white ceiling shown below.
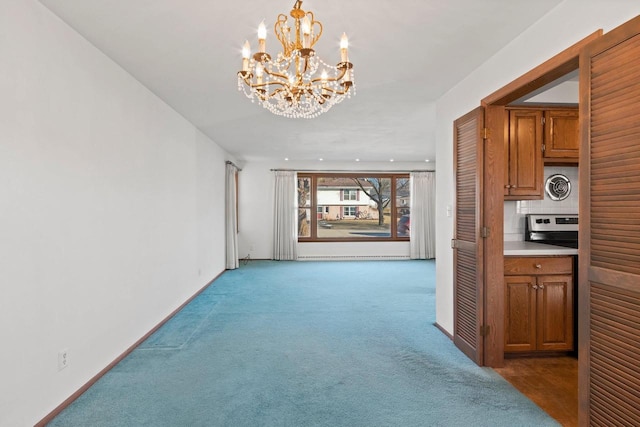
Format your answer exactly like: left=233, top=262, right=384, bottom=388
left=40, top=0, right=565, bottom=165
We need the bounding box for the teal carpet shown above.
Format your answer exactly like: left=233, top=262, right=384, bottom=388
left=48, top=260, right=559, bottom=426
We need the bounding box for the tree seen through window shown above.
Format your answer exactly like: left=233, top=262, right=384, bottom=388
left=297, top=174, right=410, bottom=241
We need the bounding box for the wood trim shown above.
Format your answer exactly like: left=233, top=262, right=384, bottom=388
left=578, top=22, right=594, bottom=427
left=483, top=105, right=505, bottom=367
left=581, top=14, right=640, bottom=58
left=35, top=270, right=227, bottom=426
left=482, top=30, right=603, bottom=106
left=297, top=173, right=411, bottom=242
left=477, top=30, right=604, bottom=369
left=505, top=104, right=578, bottom=111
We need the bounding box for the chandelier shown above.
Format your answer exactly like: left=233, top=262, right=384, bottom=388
left=237, top=1, right=355, bottom=119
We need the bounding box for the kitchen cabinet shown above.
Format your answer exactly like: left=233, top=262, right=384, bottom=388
left=504, top=256, right=573, bottom=353
left=504, top=109, right=544, bottom=200
left=543, top=109, right=579, bottom=163
left=504, top=107, right=579, bottom=200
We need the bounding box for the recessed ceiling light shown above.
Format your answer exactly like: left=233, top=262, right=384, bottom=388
left=319, top=158, right=324, bottom=161
left=284, top=157, right=289, bottom=161
left=425, top=159, right=430, bottom=162
left=355, top=158, right=360, bottom=162
left=389, top=159, right=394, bottom=162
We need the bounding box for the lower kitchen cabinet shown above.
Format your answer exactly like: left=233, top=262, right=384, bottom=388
left=504, top=256, right=574, bottom=353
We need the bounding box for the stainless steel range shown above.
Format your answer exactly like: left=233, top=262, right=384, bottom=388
left=525, top=213, right=578, bottom=249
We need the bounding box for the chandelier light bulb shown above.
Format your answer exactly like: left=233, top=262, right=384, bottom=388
left=340, top=33, right=349, bottom=49
left=236, top=1, right=355, bottom=119
left=242, top=41, right=251, bottom=59
left=241, top=40, right=251, bottom=72
left=301, top=16, right=311, bottom=34
left=340, top=33, right=349, bottom=62
left=258, top=21, right=267, bottom=39
left=302, top=16, right=311, bottom=48
left=258, top=21, right=267, bottom=52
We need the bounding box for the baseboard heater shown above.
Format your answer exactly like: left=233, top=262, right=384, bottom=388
left=297, top=255, right=410, bottom=261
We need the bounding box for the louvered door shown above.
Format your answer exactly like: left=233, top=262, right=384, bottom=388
left=453, top=107, right=484, bottom=365
left=579, top=15, right=640, bottom=426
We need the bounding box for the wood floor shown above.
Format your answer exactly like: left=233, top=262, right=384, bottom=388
left=494, top=356, right=578, bottom=427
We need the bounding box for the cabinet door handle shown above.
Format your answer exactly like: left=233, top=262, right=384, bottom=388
left=535, top=264, right=542, bottom=269
left=539, top=284, right=544, bottom=289
left=532, top=285, right=538, bottom=290
left=504, top=184, right=511, bottom=189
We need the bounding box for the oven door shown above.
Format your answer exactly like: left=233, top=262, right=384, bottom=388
left=525, top=231, right=578, bottom=248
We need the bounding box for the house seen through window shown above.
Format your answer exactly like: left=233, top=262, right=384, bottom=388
left=297, top=174, right=410, bottom=241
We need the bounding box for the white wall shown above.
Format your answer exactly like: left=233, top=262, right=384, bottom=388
left=0, top=1, right=230, bottom=425
left=238, top=160, right=433, bottom=260
left=435, top=0, right=640, bottom=334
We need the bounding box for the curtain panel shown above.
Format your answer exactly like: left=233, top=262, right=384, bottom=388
left=273, top=170, right=298, bottom=260
left=225, top=162, right=239, bottom=269
left=410, top=171, right=436, bottom=259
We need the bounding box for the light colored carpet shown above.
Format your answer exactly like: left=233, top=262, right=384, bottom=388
left=48, top=260, right=558, bottom=426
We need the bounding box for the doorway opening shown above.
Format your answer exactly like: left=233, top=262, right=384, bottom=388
left=478, top=30, right=603, bottom=427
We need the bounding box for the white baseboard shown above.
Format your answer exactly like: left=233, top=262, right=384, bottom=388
left=297, top=255, right=410, bottom=261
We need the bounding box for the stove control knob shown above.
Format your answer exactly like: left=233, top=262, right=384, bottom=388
left=536, top=219, right=543, bottom=224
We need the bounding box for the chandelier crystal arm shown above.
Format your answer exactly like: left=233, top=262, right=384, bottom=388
left=255, top=66, right=290, bottom=83
left=321, top=85, right=351, bottom=96
left=240, top=77, right=282, bottom=92
left=260, top=86, right=289, bottom=101
left=310, top=67, right=348, bottom=84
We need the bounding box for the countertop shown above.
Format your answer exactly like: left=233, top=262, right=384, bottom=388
left=504, top=241, right=579, bottom=256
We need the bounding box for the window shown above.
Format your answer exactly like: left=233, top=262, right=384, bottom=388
left=343, top=206, right=357, bottom=217
left=343, top=189, right=357, bottom=200
left=298, top=176, right=311, bottom=238
left=297, top=173, right=410, bottom=241
left=396, top=177, right=410, bottom=237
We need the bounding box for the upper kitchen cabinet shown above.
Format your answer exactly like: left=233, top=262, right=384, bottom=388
left=504, top=106, right=579, bottom=200
left=543, top=109, right=579, bottom=163
left=505, top=109, right=544, bottom=200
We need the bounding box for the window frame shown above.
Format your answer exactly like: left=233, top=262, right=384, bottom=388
left=298, top=173, right=410, bottom=242
left=342, top=189, right=358, bottom=201
left=343, top=206, right=357, bottom=217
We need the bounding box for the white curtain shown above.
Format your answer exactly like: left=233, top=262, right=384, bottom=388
left=273, top=170, right=298, bottom=260
left=410, top=171, right=436, bottom=259
left=225, top=162, right=239, bottom=269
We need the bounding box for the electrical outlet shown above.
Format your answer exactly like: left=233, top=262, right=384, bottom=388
left=58, top=349, right=69, bottom=371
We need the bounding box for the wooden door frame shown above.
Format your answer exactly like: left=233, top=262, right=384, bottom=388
left=478, top=30, right=602, bottom=368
